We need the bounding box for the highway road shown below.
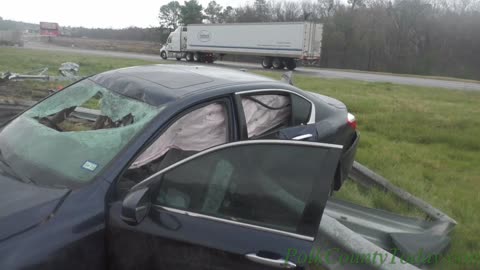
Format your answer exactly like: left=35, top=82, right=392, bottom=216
left=22, top=42, right=480, bottom=91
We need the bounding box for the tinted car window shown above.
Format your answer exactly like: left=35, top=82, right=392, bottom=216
left=291, top=94, right=312, bottom=125
left=154, top=143, right=324, bottom=235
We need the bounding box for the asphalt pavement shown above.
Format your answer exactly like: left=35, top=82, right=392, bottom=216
left=21, top=42, right=480, bottom=91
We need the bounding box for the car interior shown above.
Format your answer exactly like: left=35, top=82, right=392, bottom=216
left=31, top=88, right=142, bottom=132
left=110, top=93, right=321, bottom=233
left=117, top=94, right=314, bottom=221
left=155, top=152, right=307, bottom=233
left=116, top=94, right=301, bottom=202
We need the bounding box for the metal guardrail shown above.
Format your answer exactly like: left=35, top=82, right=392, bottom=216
left=350, top=161, right=457, bottom=230
left=313, top=162, right=457, bottom=270
left=314, top=215, right=423, bottom=270
left=0, top=101, right=99, bottom=123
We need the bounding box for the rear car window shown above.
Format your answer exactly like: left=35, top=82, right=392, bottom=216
left=240, top=94, right=291, bottom=138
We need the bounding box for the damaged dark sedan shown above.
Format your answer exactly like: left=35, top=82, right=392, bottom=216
left=0, top=65, right=358, bottom=270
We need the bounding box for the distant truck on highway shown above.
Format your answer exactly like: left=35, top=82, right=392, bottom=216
left=0, top=31, right=24, bottom=47
left=160, top=22, right=323, bottom=70
left=40, top=22, right=60, bottom=37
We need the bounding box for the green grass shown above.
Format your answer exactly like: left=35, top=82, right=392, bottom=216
left=0, top=47, right=153, bottom=76
left=0, top=47, right=154, bottom=101
left=1, top=47, right=479, bottom=269
left=254, top=71, right=480, bottom=270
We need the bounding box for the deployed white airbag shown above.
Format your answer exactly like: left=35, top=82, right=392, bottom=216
left=131, top=95, right=290, bottom=169
left=242, top=95, right=290, bottom=138
left=131, top=103, right=227, bottom=168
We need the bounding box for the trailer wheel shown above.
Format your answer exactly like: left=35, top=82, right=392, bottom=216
left=261, top=57, right=273, bottom=69
left=175, top=56, right=182, bottom=61
left=193, top=52, right=205, bottom=63
left=272, top=58, right=285, bottom=69
left=186, top=52, right=194, bottom=62
left=193, top=53, right=201, bottom=62
left=160, top=51, right=167, bottom=60
left=205, top=56, right=214, bottom=63
left=285, top=58, right=297, bottom=70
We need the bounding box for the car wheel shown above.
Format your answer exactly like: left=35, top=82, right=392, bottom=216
left=272, top=58, right=285, bottom=69
left=160, top=51, right=167, bottom=60
left=261, top=57, right=273, bottom=69
left=186, top=52, right=194, bottom=62
left=285, top=58, right=296, bottom=70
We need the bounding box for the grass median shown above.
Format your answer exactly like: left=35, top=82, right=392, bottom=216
left=255, top=70, right=480, bottom=270
left=1, top=47, right=479, bottom=269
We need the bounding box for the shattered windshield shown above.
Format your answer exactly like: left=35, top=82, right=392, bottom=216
left=0, top=79, right=162, bottom=187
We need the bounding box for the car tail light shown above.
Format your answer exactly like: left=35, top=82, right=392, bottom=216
left=347, top=112, right=357, bottom=130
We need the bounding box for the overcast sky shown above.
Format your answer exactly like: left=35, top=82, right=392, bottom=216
left=2, top=0, right=250, bottom=28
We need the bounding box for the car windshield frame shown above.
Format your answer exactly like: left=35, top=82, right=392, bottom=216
left=0, top=78, right=164, bottom=188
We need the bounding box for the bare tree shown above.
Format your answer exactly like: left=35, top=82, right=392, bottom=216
left=158, top=1, right=181, bottom=29
left=205, top=1, right=223, bottom=23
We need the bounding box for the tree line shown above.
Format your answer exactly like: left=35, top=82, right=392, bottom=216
left=159, top=0, right=480, bottom=79
left=63, top=27, right=166, bottom=42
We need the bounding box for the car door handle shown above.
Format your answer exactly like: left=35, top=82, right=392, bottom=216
left=292, top=134, right=313, bottom=140
left=245, top=253, right=296, bottom=269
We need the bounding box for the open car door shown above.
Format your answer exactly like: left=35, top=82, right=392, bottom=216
left=107, top=140, right=342, bottom=270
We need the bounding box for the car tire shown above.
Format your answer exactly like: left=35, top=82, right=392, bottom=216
left=272, top=58, right=285, bottom=69
left=261, top=57, right=273, bottom=69
left=285, top=58, right=296, bottom=70
left=160, top=51, right=167, bottom=60
left=186, top=52, right=194, bottom=62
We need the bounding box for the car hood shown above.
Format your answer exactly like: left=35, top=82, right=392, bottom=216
left=0, top=174, right=70, bottom=241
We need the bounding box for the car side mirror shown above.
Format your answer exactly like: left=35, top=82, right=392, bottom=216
left=121, top=187, right=151, bottom=226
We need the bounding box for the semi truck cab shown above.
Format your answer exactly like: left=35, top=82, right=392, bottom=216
left=161, top=27, right=187, bottom=60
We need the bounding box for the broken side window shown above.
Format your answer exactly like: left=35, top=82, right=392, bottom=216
left=241, top=94, right=292, bottom=138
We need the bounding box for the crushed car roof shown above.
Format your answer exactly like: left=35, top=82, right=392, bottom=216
left=90, top=65, right=276, bottom=106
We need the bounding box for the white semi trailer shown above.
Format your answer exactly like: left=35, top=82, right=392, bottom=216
left=160, top=22, right=323, bottom=70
